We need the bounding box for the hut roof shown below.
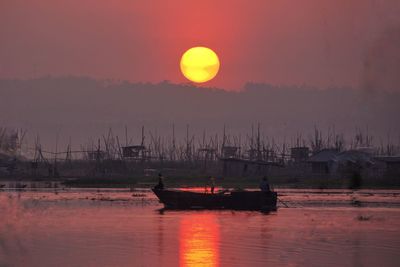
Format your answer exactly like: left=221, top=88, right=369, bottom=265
left=308, top=149, right=338, bottom=163
left=336, top=150, right=374, bottom=164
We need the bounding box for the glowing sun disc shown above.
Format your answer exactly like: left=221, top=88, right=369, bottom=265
left=180, top=47, right=220, bottom=83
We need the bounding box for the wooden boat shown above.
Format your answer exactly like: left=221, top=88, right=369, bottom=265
left=152, top=188, right=277, bottom=211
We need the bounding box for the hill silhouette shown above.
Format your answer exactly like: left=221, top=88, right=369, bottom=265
left=0, top=76, right=399, bottom=150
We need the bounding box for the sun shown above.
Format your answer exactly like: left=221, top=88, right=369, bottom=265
left=180, top=47, right=220, bottom=83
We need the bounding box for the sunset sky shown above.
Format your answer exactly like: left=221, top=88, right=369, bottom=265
left=1, top=0, right=400, bottom=90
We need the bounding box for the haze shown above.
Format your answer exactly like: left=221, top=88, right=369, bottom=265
left=1, top=1, right=400, bottom=150
left=1, top=0, right=400, bottom=90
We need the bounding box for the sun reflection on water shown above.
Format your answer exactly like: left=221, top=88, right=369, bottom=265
left=179, top=213, right=219, bottom=267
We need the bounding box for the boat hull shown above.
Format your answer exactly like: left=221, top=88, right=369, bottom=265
left=152, top=189, right=277, bottom=211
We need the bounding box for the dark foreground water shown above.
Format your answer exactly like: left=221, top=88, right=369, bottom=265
left=0, top=188, right=399, bottom=267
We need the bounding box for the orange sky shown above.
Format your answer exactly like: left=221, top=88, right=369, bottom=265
left=1, top=0, right=400, bottom=90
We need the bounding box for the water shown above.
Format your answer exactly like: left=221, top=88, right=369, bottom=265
left=1, top=188, right=399, bottom=267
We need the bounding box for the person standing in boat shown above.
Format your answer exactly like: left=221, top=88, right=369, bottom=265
left=209, top=176, right=216, bottom=194
left=155, top=173, right=165, bottom=190
left=259, top=176, right=270, bottom=192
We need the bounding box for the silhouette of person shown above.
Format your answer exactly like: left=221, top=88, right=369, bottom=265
left=155, top=173, right=165, bottom=190
left=259, top=176, right=270, bottom=192
left=209, top=176, right=215, bottom=194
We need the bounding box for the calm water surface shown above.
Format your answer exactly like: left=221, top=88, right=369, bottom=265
left=0, top=188, right=399, bottom=267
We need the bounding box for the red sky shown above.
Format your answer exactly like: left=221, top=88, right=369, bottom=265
left=1, top=0, right=400, bottom=90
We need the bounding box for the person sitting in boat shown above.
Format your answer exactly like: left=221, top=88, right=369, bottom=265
left=259, top=176, right=270, bottom=192
left=154, top=173, right=165, bottom=190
